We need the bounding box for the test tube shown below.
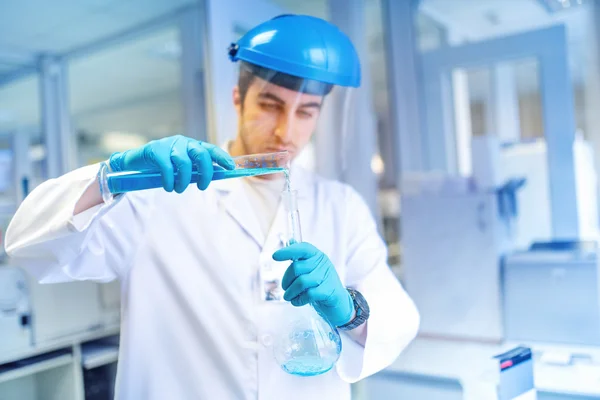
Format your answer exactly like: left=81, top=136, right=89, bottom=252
left=99, top=151, right=290, bottom=203
left=282, top=189, right=302, bottom=246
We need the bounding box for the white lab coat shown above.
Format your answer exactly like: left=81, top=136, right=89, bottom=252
left=5, top=162, right=419, bottom=400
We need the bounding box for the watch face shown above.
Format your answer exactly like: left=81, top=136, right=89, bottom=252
left=338, top=290, right=369, bottom=330
left=348, top=289, right=369, bottom=322
left=351, top=290, right=369, bottom=316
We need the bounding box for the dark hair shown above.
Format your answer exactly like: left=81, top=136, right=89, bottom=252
left=237, top=61, right=333, bottom=107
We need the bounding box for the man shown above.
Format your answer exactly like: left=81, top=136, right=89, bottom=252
left=6, top=14, right=419, bottom=399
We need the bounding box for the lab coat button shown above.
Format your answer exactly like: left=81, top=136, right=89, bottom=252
left=261, top=334, right=273, bottom=347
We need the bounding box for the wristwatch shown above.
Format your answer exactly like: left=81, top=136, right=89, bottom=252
left=337, top=288, right=370, bottom=331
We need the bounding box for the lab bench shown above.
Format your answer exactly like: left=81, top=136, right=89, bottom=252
left=359, top=338, right=600, bottom=400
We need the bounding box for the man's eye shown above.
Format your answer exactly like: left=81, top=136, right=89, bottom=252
left=297, top=110, right=313, bottom=119
left=260, top=103, right=280, bottom=111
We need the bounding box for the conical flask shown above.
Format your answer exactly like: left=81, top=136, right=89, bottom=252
left=272, top=189, right=342, bottom=376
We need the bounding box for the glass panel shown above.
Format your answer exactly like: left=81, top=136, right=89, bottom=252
left=69, top=27, right=182, bottom=167
left=0, top=72, right=40, bottom=260
left=453, top=59, right=544, bottom=143
left=0, top=135, right=14, bottom=203
left=450, top=59, right=547, bottom=177
left=450, top=66, right=492, bottom=176
left=514, top=58, right=543, bottom=140
left=466, top=67, right=491, bottom=137
left=0, top=74, right=41, bottom=204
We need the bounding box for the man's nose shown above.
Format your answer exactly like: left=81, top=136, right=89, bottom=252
left=274, top=113, right=293, bottom=142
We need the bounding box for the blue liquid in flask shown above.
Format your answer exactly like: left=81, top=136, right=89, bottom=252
left=273, top=188, right=343, bottom=377
left=280, top=330, right=341, bottom=376
left=273, top=309, right=343, bottom=377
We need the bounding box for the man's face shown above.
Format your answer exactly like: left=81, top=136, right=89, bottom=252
left=233, top=76, right=323, bottom=160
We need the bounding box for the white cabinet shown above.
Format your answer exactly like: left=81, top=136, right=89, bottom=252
left=28, top=281, right=104, bottom=345
left=402, top=191, right=510, bottom=342
left=21, top=274, right=120, bottom=346
left=0, top=266, right=32, bottom=358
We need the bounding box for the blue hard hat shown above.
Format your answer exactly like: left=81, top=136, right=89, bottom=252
left=228, top=14, right=361, bottom=88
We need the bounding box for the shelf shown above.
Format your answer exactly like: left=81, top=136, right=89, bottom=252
left=0, top=350, right=73, bottom=384
left=0, top=324, right=119, bottom=365
left=81, top=344, right=119, bottom=370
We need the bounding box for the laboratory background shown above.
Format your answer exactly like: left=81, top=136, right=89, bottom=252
left=0, top=0, right=599, bottom=399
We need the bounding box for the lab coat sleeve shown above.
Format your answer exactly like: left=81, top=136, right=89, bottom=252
left=5, top=164, right=153, bottom=283
left=336, top=186, right=420, bottom=382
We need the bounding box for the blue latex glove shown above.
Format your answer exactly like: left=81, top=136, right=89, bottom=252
left=109, top=135, right=235, bottom=193
left=273, top=242, right=354, bottom=327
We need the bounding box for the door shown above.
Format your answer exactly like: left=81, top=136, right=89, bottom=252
left=420, top=25, right=578, bottom=240
left=202, top=0, right=288, bottom=146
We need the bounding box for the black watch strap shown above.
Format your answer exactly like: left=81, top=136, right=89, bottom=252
left=337, top=288, right=370, bottom=331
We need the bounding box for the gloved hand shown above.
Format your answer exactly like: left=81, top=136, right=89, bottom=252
left=109, top=135, right=235, bottom=193
left=273, top=242, right=354, bottom=327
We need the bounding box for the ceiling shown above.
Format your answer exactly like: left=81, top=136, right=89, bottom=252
left=0, top=0, right=191, bottom=142
left=0, top=0, right=195, bottom=55
left=0, top=0, right=595, bottom=146
left=68, top=28, right=182, bottom=135
left=0, top=26, right=183, bottom=145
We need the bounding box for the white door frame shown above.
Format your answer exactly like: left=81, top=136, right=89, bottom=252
left=420, top=25, right=578, bottom=239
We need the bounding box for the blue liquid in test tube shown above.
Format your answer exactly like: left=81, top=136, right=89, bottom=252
left=100, top=151, right=289, bottom=197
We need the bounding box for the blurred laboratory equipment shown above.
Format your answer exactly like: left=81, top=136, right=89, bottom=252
left=0, top=266, right=31, bottom=357
left=401, top=135, right=599, bottom=344
left=361, top=339, right=538, bottom=400
left=504, top=240, right=600, bottom=346
left=99, top=151, right=290, bottom=203
left=499, top=137, right=598, bottom=249
left=492, top=347, right=536, bottom=400
left=0, top=134, right=121, bottom=400
left=272, top=189, right=343, bottom=376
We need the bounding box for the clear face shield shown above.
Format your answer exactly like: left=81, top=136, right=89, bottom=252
left=227, top=14, right=361, bottom=377
left=232, top=62, right=357, bottom=376
left=233, top=61, right=354, bottom=176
